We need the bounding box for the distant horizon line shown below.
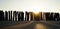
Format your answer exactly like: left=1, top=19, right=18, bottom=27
left=0, top=10, right=60, bottom=13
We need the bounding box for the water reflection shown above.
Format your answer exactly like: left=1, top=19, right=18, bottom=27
left=35, top=24, right=48, bottom=29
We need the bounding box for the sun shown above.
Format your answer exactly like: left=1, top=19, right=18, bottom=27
left=33, top=11, right=39, bottom=14
left=32, top=11, right=40, bottom=16
left=32, top=7, right=40, bottom=14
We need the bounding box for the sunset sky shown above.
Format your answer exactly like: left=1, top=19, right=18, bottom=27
left=0, top=0, right=60, bottom=12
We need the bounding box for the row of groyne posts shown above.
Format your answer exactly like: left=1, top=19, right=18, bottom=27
left=0, top=10, right=60, bottom=21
